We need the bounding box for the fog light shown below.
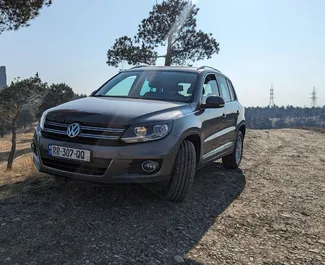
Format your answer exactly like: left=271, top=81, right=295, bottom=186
left=141, top=160, right=158, bottom=173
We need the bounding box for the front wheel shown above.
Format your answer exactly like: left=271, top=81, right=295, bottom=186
left=222, top=131, right=244, bottom=169
left=165, top=140, right=196, bottom=202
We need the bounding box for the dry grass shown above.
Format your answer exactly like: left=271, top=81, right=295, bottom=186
left=0, top=132, right=33, bottom=152
left=0, top=154, right=44, bottom=186
left=0, top=132, right=39, bottom=186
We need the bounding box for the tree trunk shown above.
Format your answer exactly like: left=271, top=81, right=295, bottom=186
left=165, top=35, right=172, bottom=66
left=0, top=121, right=4, bottom=138
left=7, top=119, right=18, bottom=170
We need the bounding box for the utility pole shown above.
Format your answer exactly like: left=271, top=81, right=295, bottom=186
left=269, top=84, right=275, bottom=107
left=310, top=87, right=318, bottom=108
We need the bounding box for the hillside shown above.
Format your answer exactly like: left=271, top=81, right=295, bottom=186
left=0, top=129, right=324, bottom=264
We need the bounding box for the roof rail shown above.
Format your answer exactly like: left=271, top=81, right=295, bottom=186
left=197, top=65, right=222, bottom=73
left=130, top=65, right=150, bottom=69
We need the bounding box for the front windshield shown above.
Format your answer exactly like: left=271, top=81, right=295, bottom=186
left=94, top=70, right=199, bottom=103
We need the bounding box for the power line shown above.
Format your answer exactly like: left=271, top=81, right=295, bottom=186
left=310, top=87, right=318, bottom=108
left=269, top=84, right=275, bottom=107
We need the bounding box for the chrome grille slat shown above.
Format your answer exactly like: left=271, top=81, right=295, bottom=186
left=43, top=120, right=125, bottom=144
left=81, top=126, right=124, bottom=133
left=78, top=133, right=119, bottom=140
left=43, top=128, right=67, bottom=135
left=46, top=121, right=68, bottom=128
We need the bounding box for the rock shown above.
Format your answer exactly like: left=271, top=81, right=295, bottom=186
left=301, top=211, right=310, bottom=216
left=5, top=257, right=11, bottom=261
left=308, top=249, right=320, bottom=254
left=280, top=213, right=292, bottom=218
left=1, top=223, right=6, bottom=226
left=44, top=221, right=54, bottom=225
left=155, top=250, right=164, bottom=255
left=173, top=255, right=185, bottom=264
left=250, top=257, right=254, bottom=261
left=12, top=218, right=21, bottom=222
left=318, top=239, right=325, bottom=245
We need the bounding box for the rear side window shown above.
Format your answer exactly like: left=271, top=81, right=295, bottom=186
left=216, top=76, right=231, bottom=103
left=226, top=79, right=236, bottom=101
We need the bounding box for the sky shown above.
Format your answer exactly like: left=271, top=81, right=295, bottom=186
left=0, top=0, right=324, bottom=107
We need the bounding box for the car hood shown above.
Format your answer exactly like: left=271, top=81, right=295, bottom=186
left=46, top=97, right=193, bottom=126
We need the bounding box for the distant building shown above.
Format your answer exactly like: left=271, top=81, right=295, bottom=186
left=0, top=66, right=7, bottom=89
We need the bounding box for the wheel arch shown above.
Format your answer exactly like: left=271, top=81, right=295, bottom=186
left=237, top=122, right=246, bottom=138
left=178, top=128, right=202, bottom=167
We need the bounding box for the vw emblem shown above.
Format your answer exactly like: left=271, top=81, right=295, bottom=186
left=67, top=123, right=81, bottom=138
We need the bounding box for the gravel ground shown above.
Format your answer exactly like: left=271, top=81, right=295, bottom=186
left=0, top=129, right=324, bottom=265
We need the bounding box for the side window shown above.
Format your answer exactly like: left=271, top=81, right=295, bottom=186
left=202, top=74, right=219, bottom=103
left=226, top=79, right=236, bottom=101
left=216, top=76, right=231, bottom=103
left=105, top=76, right=136, bottom=96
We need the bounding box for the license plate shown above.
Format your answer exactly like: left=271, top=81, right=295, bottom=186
left=48, top=144, right=90, bottom=162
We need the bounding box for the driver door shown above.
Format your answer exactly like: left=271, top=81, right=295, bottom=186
left=202, top=74, right=228, bottom=159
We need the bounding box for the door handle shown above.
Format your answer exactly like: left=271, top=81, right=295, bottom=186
left=222, top=113, right=226, bottom=119
left=237, top=110, right=240, bottom=116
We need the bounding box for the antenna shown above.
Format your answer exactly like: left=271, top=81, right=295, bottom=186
left=310, top=87, right=318, bottom=108
left=269, top=84, right=275, bottom=107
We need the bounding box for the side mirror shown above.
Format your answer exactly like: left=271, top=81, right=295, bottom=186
left=202, top=96, right=225, bottom=109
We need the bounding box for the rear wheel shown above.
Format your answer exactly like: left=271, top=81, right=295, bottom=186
left=165, top=140, right=196, bottom=202
left=222, top=131, right=244, bottom=169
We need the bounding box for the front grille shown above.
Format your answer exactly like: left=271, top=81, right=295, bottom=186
left=42, top=120, right=126, bottom=146
left=41, top=157, right=111, bottom=176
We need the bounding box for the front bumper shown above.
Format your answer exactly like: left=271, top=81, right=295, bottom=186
left=32, top=127, right=179, bottom=184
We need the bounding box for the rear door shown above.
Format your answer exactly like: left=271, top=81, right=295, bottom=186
left=216, top=75, right=239, bottom=144
left=201, top=74, right=228, bottom=159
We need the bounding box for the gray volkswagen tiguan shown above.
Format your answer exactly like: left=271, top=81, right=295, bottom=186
left=32, top=65, right=246, bottom=201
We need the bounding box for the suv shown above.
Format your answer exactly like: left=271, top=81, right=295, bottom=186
left=32, top=66, right=246, bottom=201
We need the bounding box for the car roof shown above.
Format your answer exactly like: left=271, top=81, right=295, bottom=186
left=124, top=65, right=227, bottom=77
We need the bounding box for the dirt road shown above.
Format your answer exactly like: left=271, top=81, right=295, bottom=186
left=0, top=129, right=324, bottom=264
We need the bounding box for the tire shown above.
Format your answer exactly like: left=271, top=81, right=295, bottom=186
left=222, top=131, right=244, bottom=169
left=165, top=140, right=196, bottom=202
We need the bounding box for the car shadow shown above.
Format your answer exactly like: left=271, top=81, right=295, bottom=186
left=0, top=162, right=245, bottom=265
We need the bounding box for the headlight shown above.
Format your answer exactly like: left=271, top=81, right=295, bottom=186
left=39, top=110, right=49, bottom=130
left=121, top=121, right=172, bottom=143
